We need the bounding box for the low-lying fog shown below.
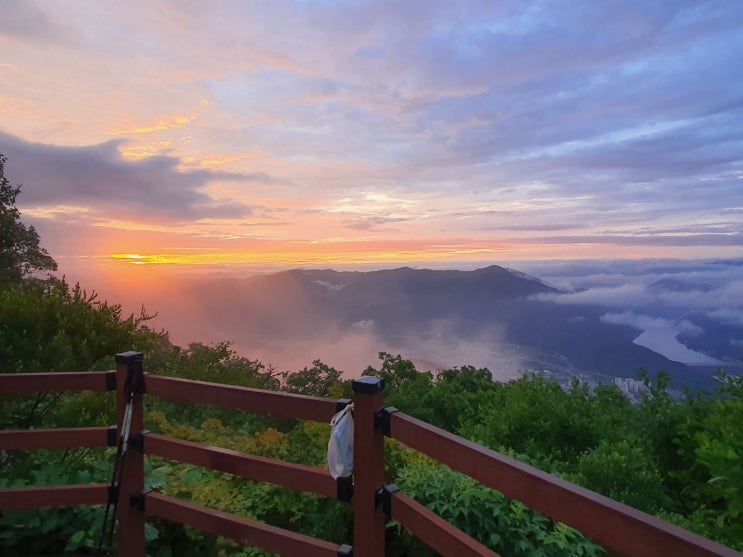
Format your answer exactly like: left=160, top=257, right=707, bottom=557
left=77, top=259, right=743, bottom=377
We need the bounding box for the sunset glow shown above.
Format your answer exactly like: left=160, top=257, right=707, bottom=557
left=0, top=1, right=741, bottom=287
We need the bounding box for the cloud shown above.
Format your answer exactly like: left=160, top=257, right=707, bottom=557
left=525, top=259, right=742, bottom=364
left=601, top=311, right=703, bottom=335
left=534, top=283, right=651, bottom=307
left=0, top=0, right=68, bottom=43
left=111, top=115, right=198, bottom=135
left=0, top=130, right=259, bottom=222
left=528, top=259, right=743, bottom=337
left=2, top=1, right=742, bottom=264
left=344, top=215, right=412, bottom=231
left=386, top=319, right=523, bottom=381
left=230, top=317, right=524, bottom=381
left=525, top=232, right=743, bottom=248
left=656, top=279, right=743, bottom=313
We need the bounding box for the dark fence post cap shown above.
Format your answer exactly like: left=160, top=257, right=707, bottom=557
left=115, top=351, right=143, bottom=363
left=352, top=376, right=385, bottom=394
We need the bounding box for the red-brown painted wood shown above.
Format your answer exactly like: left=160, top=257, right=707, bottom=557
left=352, top=377, right=386, bottom=557
left=0, top=427, right=110, bottom=450
left=0, top=371, right=115, bottom=393
left=145, top=433, right=337, bottom=498
left=389, top=411, right=740, bottom=557
left=116, top=352, right=145, bottom=557
left=390, top=490, right=500, bottom=557
left=145, top=492, right=347, bottom=557
left=0, top=484, right=108, bottom=510
left=145, top=374, right=338, bottom=422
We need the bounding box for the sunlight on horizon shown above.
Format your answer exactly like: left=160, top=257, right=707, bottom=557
left=107, top=247, right=512, bottom=267
left=104, top=240, right=702, bottom=272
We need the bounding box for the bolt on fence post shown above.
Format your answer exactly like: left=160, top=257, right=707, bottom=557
left=352, top=376, right=386, bottom=557
left=116, top=351, right=146, bottom=557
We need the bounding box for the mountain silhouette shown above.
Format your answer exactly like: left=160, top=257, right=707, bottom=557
left=190, top=265, right=712, bottom=387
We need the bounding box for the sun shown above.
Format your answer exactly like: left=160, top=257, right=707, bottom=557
left=110, top=253, right=148, bottom=265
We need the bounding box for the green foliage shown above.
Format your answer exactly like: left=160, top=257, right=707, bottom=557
left=0, top=448, right=113, bottom=555
left=364, top=353, right=743, bottom=551
left=364, top=352, right=428, bottom=391
left=143, top=410, right=350, bottom=556
left=396, top=460, right=605, bottom=557
left=0, top=153, right=57, bottom=288
left=459, top=374, right=604, bottom=465
left=362, top=353, right=437, bottom=425
left=148, top=341, right=277, bottom=389
left=686, top=372, right=743, bottom=548
left=0, top=279, right=160, bottom=374
left=144, top=341, right=285, bottom=432
left=569, top=438, right=672, bottom=513
left=0, top=278, right=161, bottom=432
left=281, top=359, right=350, bottom=398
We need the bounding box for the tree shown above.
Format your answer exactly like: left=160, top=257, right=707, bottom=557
left=281, top=359, right=349, bottom=398
left=0, top=279, right=163, bottom=429
left=689, top=372, right=743, bottom=548
left=0, top=279, right=161, bottom=372
left=363, top=352, right=425, bottom=390
left=0, top=153, right=57, bottom=287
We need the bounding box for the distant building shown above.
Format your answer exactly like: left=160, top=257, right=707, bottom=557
left=613, top=377, right=647, bottom=401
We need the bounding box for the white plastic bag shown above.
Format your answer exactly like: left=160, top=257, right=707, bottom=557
left=327, top=403, right=354, bottom=478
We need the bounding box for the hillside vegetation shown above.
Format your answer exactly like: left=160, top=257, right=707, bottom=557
left=1, top=280, right=742, bottom=556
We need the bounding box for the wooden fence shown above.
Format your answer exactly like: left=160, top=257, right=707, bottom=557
left=0, top=352, right=740, bottom=556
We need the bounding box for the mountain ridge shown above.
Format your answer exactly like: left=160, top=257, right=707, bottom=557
left=185, top=264, right=718, bottom=387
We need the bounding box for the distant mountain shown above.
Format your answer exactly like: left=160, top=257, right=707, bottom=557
left=185, top=265, right=715, bottom=388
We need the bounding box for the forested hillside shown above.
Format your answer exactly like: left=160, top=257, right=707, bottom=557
left=2, top=154, right=742, bottom=555
left=161, top=266, right=712, bottom=388
left=2, top=281, right=742, bottom=555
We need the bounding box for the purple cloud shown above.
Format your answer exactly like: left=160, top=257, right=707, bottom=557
left=0, top=130, right=262, bottom=222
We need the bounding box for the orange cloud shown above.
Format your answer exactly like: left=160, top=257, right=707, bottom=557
left=107, top=237, right=515, bottom=268
left=102, top=228, right=669, bottom=274
left=181, top=154, right=258, bottom=167
left=118, top=140, right=174, bottom=159
left=111, top=114, right=196, bottom=135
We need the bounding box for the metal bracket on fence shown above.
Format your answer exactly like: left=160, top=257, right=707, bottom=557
left=130, top=488, right=152, bottom=512
left=129, top=431, right=147, bottom=453
left=375, top=484, right=400, bottom=522
left=105, top=371, right=117, bottom=391
left=336, top=398, right=352, bottom=412
left=107, top=485, right=119, bottom=506
left=375, top=407, right=399, bottom=437
left=337, top=544, right=353, bottom=556
left=336, top=475, right=354, bottom=502
left=106, top=426, right=118, bottom=447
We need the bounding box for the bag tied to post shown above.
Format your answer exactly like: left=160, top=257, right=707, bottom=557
left=327, top=403, right=354, bottom=479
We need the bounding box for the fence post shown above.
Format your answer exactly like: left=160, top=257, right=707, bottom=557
left=352, top=376, right=386, bottom=557
left=116, top=351, right=146, bottom=557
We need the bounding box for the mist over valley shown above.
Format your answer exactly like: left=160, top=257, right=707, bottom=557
left=97, top=259, right=743, bottom=390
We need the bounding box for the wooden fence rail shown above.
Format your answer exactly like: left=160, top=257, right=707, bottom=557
left=0, top=370, right=115, bottom=393
left=385, top=410, right=740, bottom=557
left=387, top=488, right=500, bottom=557
left=0, top=426, right=114, bottom=450
left=1, top=352, right=740, bottom=557
left=145, top=373, right=340, bottom=422
left=145, top=433, right=339, bottom=499
left=0, top=484, right=109, bottom=510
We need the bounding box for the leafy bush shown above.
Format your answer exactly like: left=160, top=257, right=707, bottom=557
left=396, top=460, right=606, bottom=557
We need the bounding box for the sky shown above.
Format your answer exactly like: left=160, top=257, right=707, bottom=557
left=2, top=0, right=743, bottom=291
